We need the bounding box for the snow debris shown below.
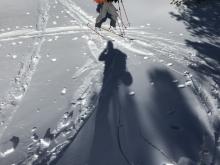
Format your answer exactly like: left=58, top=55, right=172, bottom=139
left=15, top=26, right=20, bottom=29
left=31, top=133, right=39, bottom=142
left=55, top=15, right=60, bottom=19
left=7, top=28, right=11, bottom=31
left=36, top=108, right=40, bottom=113
left=52, top=21, right=57, bottom=25
left=18, top=41, right=23, bottom=45
left=39, top=139, right=50, bottom=149
left=54, top=36, right=59, bottom=40
left=12, top=55, right=17, bottom=59
left=11, top=42, right=17, bottom=46
left=63, top=112, right=69, bottom=119
left=185, top=80, right=193, bottom=87
left=26, top=12, right=30, bottom=15
left=46, top=54, right=50, bottom=58
left=61, top=87, right=67, bottom=95
left=167, top=63, right=173, bottom=66
left=0, top=121, right=4, bottom=126
left=169, top=32, right=173, bottom=34
left=129, top=91, right=135, bottom=96
left=51, top=58, right=57, bottom=62
left=31, top=127, right=37, bottom=133
left=192, top=16, right=200, bottom=21
left=32, top=56, right=40, bottom=63
left=48, top=38, right=53, bottom=42
left=177, top=84, right=185, bottom=88
left=144, top=56, right=149, bottom=60
left=162, top=163, right=175, bottom=165
left=140, top=25, right=145, bottom=28
left=72, top=37, right=78, bottom=41
left=146, top=23, right=151, bottom=26
left=13, top=94, right=23, bottom=100
left=34, top=42, right=39, bottom=46
left=81, top=35, right=89, bottom=40
left=179, top=33, right=184, bottom=36
left=70, top=20, right=77, bottom=23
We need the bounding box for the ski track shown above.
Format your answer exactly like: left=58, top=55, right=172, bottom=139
left=0, top=0, right=51, bottom=139
left=0, top=0, right=218, bottom=164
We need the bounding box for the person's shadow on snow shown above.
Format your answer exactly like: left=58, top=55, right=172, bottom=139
left=88, top=41, right=133, bottom=165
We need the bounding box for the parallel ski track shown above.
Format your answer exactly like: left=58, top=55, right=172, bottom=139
left=0, top=0, right=51, bottom=139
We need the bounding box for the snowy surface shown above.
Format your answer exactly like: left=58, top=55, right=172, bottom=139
left=0, top=0, right=219, bottom=165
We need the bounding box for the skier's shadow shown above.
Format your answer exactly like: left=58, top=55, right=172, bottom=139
left=88, top=41, right=133, bottom=165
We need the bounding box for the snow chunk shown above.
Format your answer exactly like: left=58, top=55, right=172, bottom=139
left=31, top=127, right=37, bottom=132
left=129, top=91, right=135, bottom=96
left=18, top=41, right=23, bottom=45
left=167, top=63, right=173, bottom=66
left=51, top=58, right=57, bottom=62
left=177, top=84, right=185, bottom=88
left=61, top=87, right=67, bottom=95
left=12, top=55, right=17, bottom=59
left=48, top=38, right=53, bottom=42
left=26, top=12, right=30, bottom=15
left=31, top=133, right=39, bottom=142
left=52, top=21, right=57, bottom=25
left=54, top=35, right=59, bottom=40
left=81, top=35, right=89, bottom=40
left=11, top=42, right=17, bottom=46
left=39, top=139, right=50, bottom=148
left=72, top=37, right=78, bottom=41
left=34, top=42, right=39, bottom=46
left=46, top=54, right=50, bottom=58
left=0, top=121, right=4, bottom=126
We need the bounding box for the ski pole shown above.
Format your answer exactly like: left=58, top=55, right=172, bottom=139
left=117, top=1, right=127, bottom=29
left=120, top=0, right=130, bottom=27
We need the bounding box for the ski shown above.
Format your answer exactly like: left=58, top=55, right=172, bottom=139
left=87, top=23, right=135, bottom=41
left=100, top=26, right=135, bottom=41
left=86, top=23, right=114, bottom=41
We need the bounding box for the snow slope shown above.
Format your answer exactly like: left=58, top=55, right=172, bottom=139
left=0, top=0, right=219, bottom=165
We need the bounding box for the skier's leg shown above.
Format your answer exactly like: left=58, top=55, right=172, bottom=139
left=108, top=4, right=118, bottom=28
left=95, top=3, right=108, bottom=28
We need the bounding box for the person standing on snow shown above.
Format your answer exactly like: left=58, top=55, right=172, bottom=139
left=94, top=0, right=119, bottom=29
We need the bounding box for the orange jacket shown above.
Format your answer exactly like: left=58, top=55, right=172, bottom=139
left=94, top=0, right=106, bottom=4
